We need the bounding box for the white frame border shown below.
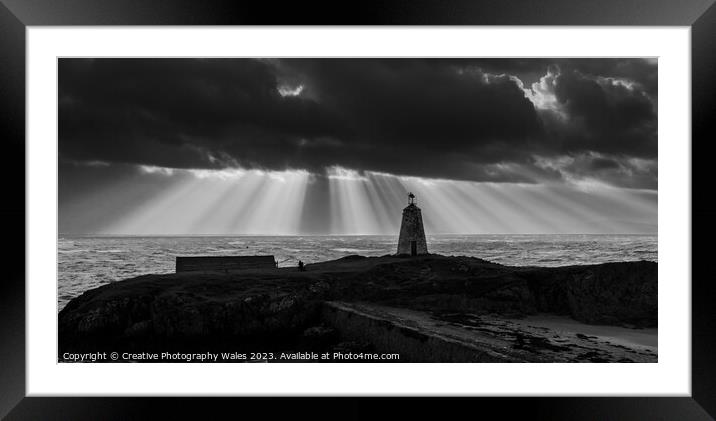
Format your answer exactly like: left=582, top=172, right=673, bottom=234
left=27, top=27, right=690, bottom=396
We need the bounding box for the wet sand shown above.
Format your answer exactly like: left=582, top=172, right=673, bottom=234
left=507, top=314, right=657, bottom=351
left=325, top=303, right=657, bottom=362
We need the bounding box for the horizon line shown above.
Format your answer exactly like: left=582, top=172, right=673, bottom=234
left=58, top=232, right=658, bottom=237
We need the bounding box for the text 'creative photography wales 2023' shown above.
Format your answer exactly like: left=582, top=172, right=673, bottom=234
left=58, top=58, right=657, bottom=363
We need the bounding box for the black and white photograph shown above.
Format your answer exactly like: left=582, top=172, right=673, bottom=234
left=57, top=57, right=658, bottom=363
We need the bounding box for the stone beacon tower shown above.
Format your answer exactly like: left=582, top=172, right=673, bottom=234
left=397, top=192, right=428, bottom=256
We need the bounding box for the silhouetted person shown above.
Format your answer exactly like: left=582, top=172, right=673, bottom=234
left=298, top=260, right=305, bottom=272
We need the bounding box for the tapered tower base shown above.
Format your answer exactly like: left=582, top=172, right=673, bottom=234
left=397, top=193, right=428, bottom=256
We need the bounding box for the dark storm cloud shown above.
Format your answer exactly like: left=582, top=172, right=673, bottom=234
left=59, top=58, right=657, bottom=188
left=548, top=67, right=657, bottom=157
left=558, top=153, right=658, bottom=190
left=588, top=156, right=621, bottom=171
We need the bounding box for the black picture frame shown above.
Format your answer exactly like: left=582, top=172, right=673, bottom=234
left=2, top=1, right=714, bottom=419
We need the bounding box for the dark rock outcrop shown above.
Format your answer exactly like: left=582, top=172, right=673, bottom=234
left=58, top=254, right=656, bottom=358
left=519, top=261, right=657, bottom=327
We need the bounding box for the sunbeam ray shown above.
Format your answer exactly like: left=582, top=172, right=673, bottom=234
left=88, top=164, right=656, bottom=236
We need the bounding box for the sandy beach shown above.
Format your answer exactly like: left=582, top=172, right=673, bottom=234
left=508, top=314, right=657, bottom=350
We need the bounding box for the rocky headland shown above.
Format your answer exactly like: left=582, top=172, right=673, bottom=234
left=58, top=254, right=657, bottom=362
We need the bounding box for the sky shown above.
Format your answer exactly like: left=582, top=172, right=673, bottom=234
left=58, top=58, right=657, bottom=235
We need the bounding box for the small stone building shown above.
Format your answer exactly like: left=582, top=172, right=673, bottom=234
left=176, top=255, right=277, bottom=272
left=397, top=192, right=428, bottom=256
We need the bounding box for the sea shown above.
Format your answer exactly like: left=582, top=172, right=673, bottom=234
left=57, top=234, right=657, bottom=311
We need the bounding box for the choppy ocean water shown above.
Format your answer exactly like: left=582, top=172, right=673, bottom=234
left=57, top=234, right=657, bottom=311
